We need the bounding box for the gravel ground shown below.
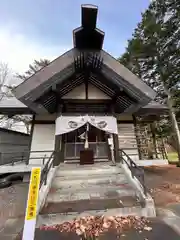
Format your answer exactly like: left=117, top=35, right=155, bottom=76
left=0, top=182, right=28, bottom=231
left=144, top=165, right=180, bottom=207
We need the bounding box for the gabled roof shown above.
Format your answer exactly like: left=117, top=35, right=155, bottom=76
left=13, top=5, right=156, bottom=114
left=13, top=48, right=156, bottom=113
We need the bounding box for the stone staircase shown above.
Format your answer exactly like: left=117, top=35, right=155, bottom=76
left=36, top=162, right=150, bottom=228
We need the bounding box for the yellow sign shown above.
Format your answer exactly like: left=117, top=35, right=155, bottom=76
left=25, top=168, right=41, bottom=220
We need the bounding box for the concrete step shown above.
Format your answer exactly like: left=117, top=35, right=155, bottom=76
left=49, top=183, right=134, bottom=194
left=41, top=196, right=140, bottom=215
left=37, top=206, right=147, bottom=228
left=47, top=186, right=136, bottom=203
left=64, top=159, right=109, bottom=164
left=51, top=174, right=128, bottom=189
left=54, top=170, right=125, bottom=180
left=55, top=165, right=123, bottom=177
left=58, top=162, right=119, bottom=171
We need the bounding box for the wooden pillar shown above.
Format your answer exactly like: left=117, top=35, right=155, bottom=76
left=61, top=134, right=65, bottom=162
left=150, top=122, right=158, bottom=159
left=113, top=133, right=119, bottom=163
left=105, top=134, right=112, bottom=162
left=132, top=115, right=142, bottom=160
left=54, top=134, right=65, bottom=166
left=110, top=105, right=119, bottom=163
left=27, top=114, right=35, bottom=164
left=54, top=135, right=61, bottom=166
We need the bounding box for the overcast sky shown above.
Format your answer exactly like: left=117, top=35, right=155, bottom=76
left=0, top=0, right=150, bottom=73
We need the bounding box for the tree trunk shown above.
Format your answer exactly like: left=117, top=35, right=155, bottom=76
left=164, top=85, right=180, bottom=164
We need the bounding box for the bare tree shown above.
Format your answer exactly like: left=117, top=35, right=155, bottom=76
left=0, top=62, right=32, bottom=133
left=0, top=59, right=50, bottom=133
left=0, top=62, right=10, bottom=100
left=0, top=62, right=12, bottom=127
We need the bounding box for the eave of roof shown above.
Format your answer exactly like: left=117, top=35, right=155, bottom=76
left=135, top=101, right=169, bottom=116
left=13, top=48, right=156, bottom=111
left=0, top=97, right=33, bottom=115
left=0, top=97, right=168, bottom=116
left=0, top=127, right=30, bottom=136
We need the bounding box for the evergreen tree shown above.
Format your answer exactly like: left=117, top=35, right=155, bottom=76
left=119, top=0, right=180, bottom=162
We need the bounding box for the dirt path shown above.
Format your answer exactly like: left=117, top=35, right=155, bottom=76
left=0, top=182, right=28, bottom=231
left=144, top=165, right=180, bottom=207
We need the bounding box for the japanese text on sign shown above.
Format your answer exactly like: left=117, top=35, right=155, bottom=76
left=26, top=168, right=41, bottom=220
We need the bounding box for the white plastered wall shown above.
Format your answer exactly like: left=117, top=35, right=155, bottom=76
left=62, top=83, right=110, bottom=100
left=117, top=115, right=139, bottom=161
left=29, top=124, right=55, bottom=165
left=88, top=84, right=111, bottom=99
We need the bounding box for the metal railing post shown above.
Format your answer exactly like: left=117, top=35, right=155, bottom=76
left=119, top=149, right=123, bottom=163
left=39, top=151, right=55, bottom=189
left=43, top=155, right=46, bottom=165
left=118, top=149, right=147, bottom=196
left=0, top=153, right=2, bottom=166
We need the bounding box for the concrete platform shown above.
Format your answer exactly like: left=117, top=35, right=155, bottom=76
left=34, top=219, right=180, bottom=239
left=37, top=207, right=146, bottom=227
left=136, top=159, right=168, bottom=166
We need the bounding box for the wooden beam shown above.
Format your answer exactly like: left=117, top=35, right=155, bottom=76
left=31, top=120, right=55, bottom=124
left=62, top=99, right=111, bottom=104
left=117, top=120, right=133, bottom=124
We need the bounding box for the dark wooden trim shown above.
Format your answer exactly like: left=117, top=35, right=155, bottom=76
left=61, top=134, right=65, bottom=162
left=113, top=134, right=119, bottom=162
left=32, top=120, right=55, bottom=124
left=85, top=71, right=89, bottom=100
left=117, top=120, right=133, bottom=124
left=85, top=82, right=88, bottom=100
left=105, top=134, right=111, bottom=161
left=62, top=99, right=111, bottom=104
left=110, top=105, right=119, bottom=163
left=54, top=135, right=61, bottom=166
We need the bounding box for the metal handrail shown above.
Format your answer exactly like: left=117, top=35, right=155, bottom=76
left=118, top=149, right=147, bottom=195
left=40, top=151, right=55, bottom=188
left=0, top=150, right=53, bottom=166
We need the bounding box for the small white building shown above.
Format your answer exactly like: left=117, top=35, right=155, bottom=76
left=0, top=5, right=168, bottom=167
